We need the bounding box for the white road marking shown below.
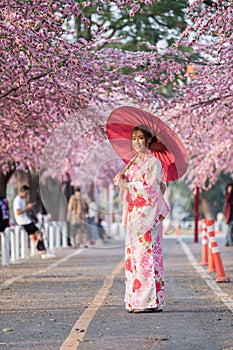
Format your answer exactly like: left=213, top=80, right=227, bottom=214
left=60, top=258, right=124, bottom=350
left=178, top=237, right=233, bottom=313
left=0, top=249, right=83, bottom=289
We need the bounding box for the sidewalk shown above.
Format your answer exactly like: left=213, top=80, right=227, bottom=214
left=178, top=233, right=233, bottom=303
left=0, top=235, right=232, bottom=350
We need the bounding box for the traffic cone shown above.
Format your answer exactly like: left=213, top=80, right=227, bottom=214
left=206, top=241, right=215, bottom=273
left=206, top=218, right=215, bottom=272
left=200, top=219, right=208, bottom=266
left=206, top=219, right=230, bottom=283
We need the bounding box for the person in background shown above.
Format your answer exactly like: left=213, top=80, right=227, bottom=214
left=86, top=197, right=100, bottom=245
left=223, top=183, right=233, bottom=246
left=13, top=185, right=55, bottom=259
left=66, top=186, right=88, bottom=248
left=0, top=196, right=10, bottom=233
left=97, top=210, right=108, bottom=242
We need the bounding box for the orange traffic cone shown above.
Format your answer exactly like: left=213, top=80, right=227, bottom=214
left=206, top=242, right=215, bottom=273
left=206, top=219, right=230, bottom=283
left=200, top=219, right=208, bottom=266
left=206, top=219, right=215, bottom=272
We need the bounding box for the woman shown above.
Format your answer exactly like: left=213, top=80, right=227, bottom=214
left=223, top=183, right=233, bottom=246
left=67, top=186, right=88, bottom=248
left=114, top=125, right=170, bottom=313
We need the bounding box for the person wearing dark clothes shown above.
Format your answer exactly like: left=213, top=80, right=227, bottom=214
left=97, top=210, right=107, bottom=241
left=0, top=196, right=10, bottom=232
left=223, top=183, right=233, bottom=246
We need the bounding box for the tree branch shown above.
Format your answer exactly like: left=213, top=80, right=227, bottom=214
left=203, top=0, right=216, bottom=7
left=0, top=72, right=50, bottom=100
left=191, top=93, right=232, bottom=107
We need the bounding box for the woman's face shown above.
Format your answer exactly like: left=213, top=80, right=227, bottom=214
left=132, top=130, right=148, bottom=153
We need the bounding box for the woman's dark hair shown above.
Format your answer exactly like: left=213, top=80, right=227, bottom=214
left=73, top=186, right=81, bottom=192
left=131, top=125, right=158, bottom=147
left=19, top=185, right=30, bottom=192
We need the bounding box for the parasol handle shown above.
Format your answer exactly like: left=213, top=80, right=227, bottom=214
left=121, top=154, right=139, bottom=176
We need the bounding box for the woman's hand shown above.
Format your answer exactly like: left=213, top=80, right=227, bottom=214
left=113, top=172, right=122, bottom=185
left=113, top=172, right=128, bottom=188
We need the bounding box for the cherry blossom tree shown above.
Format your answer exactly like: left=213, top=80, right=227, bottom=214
left=1, top=0, right=232, bottom=200
left=39, top=0, right=233, bottom=224
left=0, top=0, right=163, bottom=195
left=130, top=0, right=233, bottom=193
left=169, top=0, right=233, bottom=190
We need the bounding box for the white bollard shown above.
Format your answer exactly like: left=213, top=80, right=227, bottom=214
left=43, top=222, right=49, bottom=249
left=1, top=228, right=10, bottom=266
left=21, top=227, right=28, bottom=259
left=6, top=228, right=10, bottom=261
left=15, top=226, right=21, bottom=260
left=55, top=222, right=61, bottom=249
left=62, top=221, right=68, bottom=248
left=117, top=223, right=120, bottom=236
left=10, top=229, right=16, bottom=262
left=119, top=225, right=126, bottom=237
left=49, top=223, right=55, bottom=250
left=1, top=221, right=71, bottom=266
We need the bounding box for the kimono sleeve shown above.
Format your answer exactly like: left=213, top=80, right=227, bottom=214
left=127, top=157, right=163, bottom=197
left=144, top=157, right=163, bottom=191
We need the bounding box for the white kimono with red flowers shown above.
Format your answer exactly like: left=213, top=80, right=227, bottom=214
left=120, top=150, right=170, bottom=311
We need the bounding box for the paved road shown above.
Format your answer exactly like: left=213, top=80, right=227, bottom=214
left=0, top=236, right=233, bottom=350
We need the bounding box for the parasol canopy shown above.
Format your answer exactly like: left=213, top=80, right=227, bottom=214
left=106, top=106, right=188, bottom=182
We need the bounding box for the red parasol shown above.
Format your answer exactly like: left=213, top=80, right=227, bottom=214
left=106, top=106, right=188, bottom=182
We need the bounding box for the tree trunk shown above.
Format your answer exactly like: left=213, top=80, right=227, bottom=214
left=28, top=171, right=42, bottom=213
left=14, top=170, right=30, bottom=189
left=40, top=177, right=68, bottom=221
left=14, top=170, right=42, bottom=212
left=200, top=193, right=215, bottom=219
left=0, top=169, right=15, bottom=197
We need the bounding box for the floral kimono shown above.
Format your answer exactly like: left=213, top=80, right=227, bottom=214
left=120, top=150, right=170, bottom=311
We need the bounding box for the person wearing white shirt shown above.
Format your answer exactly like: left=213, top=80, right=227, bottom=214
left=13, top=185, right=55, bottom=259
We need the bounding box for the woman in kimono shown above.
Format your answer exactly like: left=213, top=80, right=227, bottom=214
left=114, top=125, right=170, bottom=313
